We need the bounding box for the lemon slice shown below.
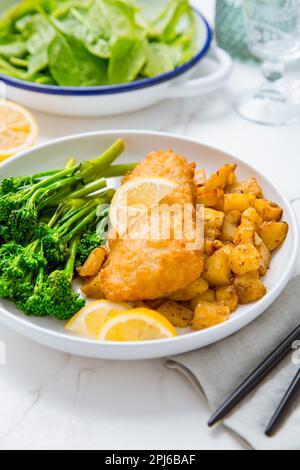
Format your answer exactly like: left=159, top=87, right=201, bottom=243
left=65, top=300, right=131, bottom=339
left=0, top=100, right=38, bottom=162
left=109, top=177, right=177, bottom=236
left=98, top=307, right=178, bottom=342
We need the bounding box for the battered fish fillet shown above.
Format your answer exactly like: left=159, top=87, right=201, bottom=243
left=100, top=150, right=204, bottom=301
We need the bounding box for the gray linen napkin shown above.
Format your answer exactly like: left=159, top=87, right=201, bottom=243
left=167, top=275, right=300, bottom=450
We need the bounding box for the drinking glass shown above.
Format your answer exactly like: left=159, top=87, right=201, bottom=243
left=234, top=0, right=300, bottom=126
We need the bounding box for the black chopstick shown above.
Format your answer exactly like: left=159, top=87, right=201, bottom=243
left=265, top=368, right=300, bottom=437
left=208, top=324, right=300, bottom=427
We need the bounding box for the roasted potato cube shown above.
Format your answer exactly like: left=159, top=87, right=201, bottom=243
left=241, top=207, right=263, bottom=230
left=190, top=289, right=216, bottom=310
left=205, top=164, right=237, bottom=190
left=196, top=186, right=224, bottom=210
left=81, top=271, right=104, bottom=299
left=224, top=194, right=256, bottom=212
left=158, top=301, right=194, bottom=328
left=203, top=247, right=232, bottom=287
left=216, top=285, right=238, bottom=312
left=254, top=199, right=283, bottom=221
left=77, top=247, right=106, bottom=277
left=194, top=169, right=206, bottom=186
left=258, top=221, right=288, bottom=251
left=229, top=243, right=261, bottom=275
left=204, top=239, right=224, bottom=256
left=204, top=208, right=225, bottom=239
left=234, top=272, right=267, bottom=304
left=221, top=211, right=241, bottom=242
left=171, top=278, right=209, bottom=301
left=258, top=242, right=271, bottom=276
left=226, top=178, right=263, bottom=198
left=192, top=301, right=231, bottom=330
left=254, top=233, right=271, bottom=276
left=233, top=222, right=255, bottom=245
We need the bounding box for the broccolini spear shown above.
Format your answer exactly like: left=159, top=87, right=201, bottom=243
left=76, top=210, right=109, bottom=267
left=41, top=237, right=85, bottom=320
left=0, top=139, right=124, bottom=244
left=22, top=237, right=85, bottom=320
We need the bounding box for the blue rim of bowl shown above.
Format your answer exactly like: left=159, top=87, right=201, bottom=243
left=0, top=10, right=212, bottom=96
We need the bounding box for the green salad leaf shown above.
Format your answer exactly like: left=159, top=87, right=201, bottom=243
left=0, top=0, right=198, bottom=86
left=108, top=36, right=146, bottom=84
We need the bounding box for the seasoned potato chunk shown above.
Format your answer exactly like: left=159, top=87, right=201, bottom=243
left=171, top=278, right=209, bottom=301
left=205, top=164, right=237, bottom=190
left=226, top=178, right=263, bottom=198
left=229, top=244, right=261, bottom=275
left=224, top=194, right=256, bottom=212
left=204, top=208, right=225, bottom=239
left=233, top=222, right=255, bottom=245
left=204, top=239, right=224, bottom=256
left=254, top=234, right=271, bottom=276
left=194, top=169, right=206, bottom=186
left=221, top=211, right=241, bottom=242
left=203, top=247, right=232, bottom=286
left=196, top=186, right=224, bottom=210
left=81, top=271, right=104, bottom=299
left=254, top=199, right=283, bottom=221
left=234, top=272, right=267, bottom=304
left=192, top=301, right=231, bottom=330
left=77, top=247, right=106, bottom=277
left=258, top=221, right=288, bottom=251
left=158, top=301, right=194, bottom=328
left=216, top=285, right=238, bottom=312
left=241, top=207, right=263, bottom=230
left=190, top=289, right=216, bottom=310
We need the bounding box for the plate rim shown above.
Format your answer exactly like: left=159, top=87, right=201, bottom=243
left=0, top=9, right=212, bottom=96
left=0, top=129, right=298, bottom=355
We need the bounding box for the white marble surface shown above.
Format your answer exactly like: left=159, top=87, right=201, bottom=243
left=1, top=1, right=300, bottom=450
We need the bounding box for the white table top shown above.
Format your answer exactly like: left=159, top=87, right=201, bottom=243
left=1, top=1, right=300, bottom=450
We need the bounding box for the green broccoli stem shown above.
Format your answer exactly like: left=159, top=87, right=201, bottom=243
left=26, top=167, right=76, bottom=197
left=42, top=177, right=108, bottom=209
left=78, top=139, right=125, bottom=183
left=57, top=200, right=99, bottom=236
left=66, top=177, right=106, bottom=200
left=85, top=188, right=115, bottom=201
left=65, top=157, right=77, bottom=169
left=47, top=204, right=65, bottom=228
left=31, top=176, right=80, bottom=208
left=65, top=237, right=80, bottom=281
left=101, top=163, right=137, bottom=178
left=64, top=207, right=99, bottom=242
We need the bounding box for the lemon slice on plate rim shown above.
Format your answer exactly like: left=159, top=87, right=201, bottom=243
left=0, top=100, right=38, bottom=162
left=98, top=307, right=178, bottom=342
left=65, top=300, right=131, bottom=340
left=109, top=176, right=177, bottom=236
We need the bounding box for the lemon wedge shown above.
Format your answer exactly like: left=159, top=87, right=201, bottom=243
left=98, top=307, right=178, bottom=342
left=0, top=100, right=38, bottom=162
left=109, top=176, right=177, bottom=236
left=65, top=300, right=131, bottom=339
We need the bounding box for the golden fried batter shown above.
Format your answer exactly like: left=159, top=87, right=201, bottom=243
left=100, top=150, right=203, bottom=301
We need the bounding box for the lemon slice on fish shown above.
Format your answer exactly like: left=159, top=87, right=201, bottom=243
left=109, top=176, right=177, bottom=236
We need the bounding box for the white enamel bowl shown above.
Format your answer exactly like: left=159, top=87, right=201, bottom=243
left=0, top=2, right=232, bottom=117
left=0, top=131, right=298, bottom=360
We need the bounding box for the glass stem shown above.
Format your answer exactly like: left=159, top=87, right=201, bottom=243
left=256, top=59, right=287, bottom=102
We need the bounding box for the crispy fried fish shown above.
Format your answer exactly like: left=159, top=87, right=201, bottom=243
left=100, top=150, right=203, bottom=301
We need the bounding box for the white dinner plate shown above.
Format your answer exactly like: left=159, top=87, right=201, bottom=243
left=0, top=131, right=298, bottom=359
